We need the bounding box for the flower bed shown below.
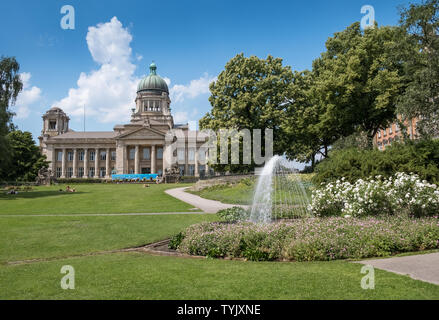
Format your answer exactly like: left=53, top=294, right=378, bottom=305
left=171, top=217, right=439, bottom=261
left=310, top=172, right=439, bottom=217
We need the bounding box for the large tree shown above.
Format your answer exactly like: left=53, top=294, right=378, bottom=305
left=311, top=22, right=405, bottom=146
left=0, top=56, right=23, bottom=179
left=199, top=54, right=295, bottom=171
left=3, top=130, right=49, bottom=182
left=396, top=0, right=439, bottom=137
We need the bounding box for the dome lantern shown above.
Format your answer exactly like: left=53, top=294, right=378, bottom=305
left=137, top=62, right=168, bottom=93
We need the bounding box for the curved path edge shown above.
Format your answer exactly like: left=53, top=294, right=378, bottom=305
left=165, top=187, right=249, bottom=214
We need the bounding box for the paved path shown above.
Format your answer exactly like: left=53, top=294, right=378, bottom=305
left=0, top=212, right=206, bottom=217
left=165, top=187, right=249, bottom=213
left=355, top=253, right=439, bottom=285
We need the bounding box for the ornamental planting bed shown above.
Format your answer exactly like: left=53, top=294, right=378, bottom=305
left=169, top=217, right=439, bottom=262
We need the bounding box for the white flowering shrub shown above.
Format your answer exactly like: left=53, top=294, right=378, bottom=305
left=310, top=172, right=439, bottom=217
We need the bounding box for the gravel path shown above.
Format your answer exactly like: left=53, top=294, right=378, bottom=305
left=165, top=187, right=249, bottom=213
left=355, top=252, right=439, bottom=285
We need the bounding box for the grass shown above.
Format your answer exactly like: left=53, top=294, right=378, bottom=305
left=1, top=182, right=438, bottom=299
left=189, top=176, right=313, bottom=206
left=2, top=252, right=439, bottom=299
left=0, top=214, right=218, bottom=264
left=0, top=183, right=196, bottom=215
left=189, top=183, right=255, bottom=205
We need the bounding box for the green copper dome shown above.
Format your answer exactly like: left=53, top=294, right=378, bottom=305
left=137, top=62, right=169, bottom=93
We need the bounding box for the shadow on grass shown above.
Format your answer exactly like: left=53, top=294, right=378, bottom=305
left=0, top=190, right=87, bottom=200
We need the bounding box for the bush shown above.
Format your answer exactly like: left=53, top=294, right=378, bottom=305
left=217, top=207, right=249, bottom=222
left=168, top=232, right=184, bottom=250
left=176, top=217, right=439, bottom=261
left=310, top=172, right=439, bottom=218
left=56, top=178, right=108, bottom=184
left=313, top=140, right=439, bottom=185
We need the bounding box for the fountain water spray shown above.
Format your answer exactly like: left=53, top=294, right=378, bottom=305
left=249, top=155, right=311, bottom=223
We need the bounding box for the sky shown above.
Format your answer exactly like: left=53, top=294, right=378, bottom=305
left=0, top=0, right=423, bottom=143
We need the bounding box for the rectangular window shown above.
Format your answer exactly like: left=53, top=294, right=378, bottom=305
left=49, top=121, right=56, bottom=130
left=157, top=147, right=163, bottom=160
left=79, top=151, right=84, bottom=161
left=199, top=165, right=206, bottom=177
left=67, top=151, right=73, bottom=161
left=89, top=167, right=95, bottom=177
left=129, top=168, right=134, bottom=174
left=188, top=148, right=195, bottom=161
left=78, top=167, right=84, bottom=178
left=100, top=151, right=106, bottom=161
left=188, top=164, right=195, bottom=176
left=67, top=167, right=73, bottom=178
left=377, top=131, right=381, bottom=138
left=89, top=151, right=95, bottom=161
left=129, top=148, right=135, bottom=160
left=389, top=125, right=393, bottom=134
left=395, top=123, right=400, bottom=132
left=100, top=167, right=106, bottom=178
left=57, top=151, right=63, bottom=161
left=157, top=169, right=163, bottom=176
left=141, top=167, right=151, bottom=174
left=383, top=129, right=387, bottom=136
left=143, top=148, right=150, bottom=160
left=177, top=149, right=185, bottom=162
left=56, top=167, right=62, bottom=178
left=111, top=151, right=116, bottom=161
left=178, top=165, right=185, bottom=176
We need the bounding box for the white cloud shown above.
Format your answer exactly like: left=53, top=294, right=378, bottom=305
left=51, top=17, right=139, bottom=123
left=14, top=72, right=42, bottom=119
left=170, top=73, right=216, bottom=103
left=51, top=16, right=214, bottom=125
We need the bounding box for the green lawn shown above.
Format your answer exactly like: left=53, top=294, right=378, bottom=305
left=2, top=252, right=439, bottom=299
left=189, top=183, right=255, bottom=205
left=0, top=183, right=196, bottom=215
left=1, top=182, right=438, bottom=299
left=0, top=214, right=218, bottom=264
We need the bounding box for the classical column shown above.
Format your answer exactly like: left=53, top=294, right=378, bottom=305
left=83, top=148, right=88, bottom=178
left=194, top=146, right=199, bottom=177
left=134, top=145, right=140, bottom=174
left=61, top=148, right=66, bottom=178
left=72, top=148, right=78, bottom=178
left=51, top=147, right=56, bottom=174
left=105, top=148, right=111, bottom=179
left=94, top=147, right=99, bottom=178
left=151, top=145, right=156, bottom=174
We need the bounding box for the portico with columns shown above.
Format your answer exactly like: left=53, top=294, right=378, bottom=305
left=39, top=62, right=211, bottom=180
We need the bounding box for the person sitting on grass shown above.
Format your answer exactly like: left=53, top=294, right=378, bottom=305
left=65, top=186, right=76, bottom=193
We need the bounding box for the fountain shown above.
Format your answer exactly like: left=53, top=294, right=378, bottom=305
left=249, top=155, right=312, bottom=223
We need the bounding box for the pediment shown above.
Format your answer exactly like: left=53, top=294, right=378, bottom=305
left=117, top=126, right=166, bottom=140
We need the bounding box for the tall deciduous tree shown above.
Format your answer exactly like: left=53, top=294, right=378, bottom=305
left=311, top=22, right=405, bottom=146
left=200, top=54, right=295, bottom=171
left=4, top=130, right=48, bottom=182
left=397, top=0, right=439, bottom=137
left=0, top=56, right=22, bottom=179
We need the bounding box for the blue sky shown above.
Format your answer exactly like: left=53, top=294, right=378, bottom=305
left=1, top=0, right=422, bottom=142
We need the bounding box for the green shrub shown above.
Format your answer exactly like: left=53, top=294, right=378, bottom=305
left=56, top=178, right=108, bottom=184
left=168, top=232, right=185, bottom=250
left=217, top=207, right=249, bottom=222
left=313, top=139, right=439, bottom=185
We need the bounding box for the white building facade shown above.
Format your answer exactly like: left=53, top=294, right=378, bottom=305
left=39, top=63, right=210, bottom=179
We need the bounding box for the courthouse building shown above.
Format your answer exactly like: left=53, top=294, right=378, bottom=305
left=39, top=63, right=209, bottom=179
